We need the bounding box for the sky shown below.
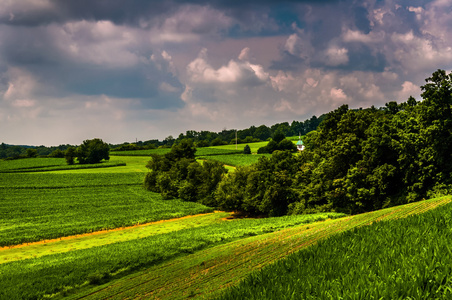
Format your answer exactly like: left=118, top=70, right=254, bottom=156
left=1, top=0, right=452, bottom=146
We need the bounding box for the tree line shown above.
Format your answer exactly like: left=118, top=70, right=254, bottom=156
left=145, top=70, right=452, bottom=216
left=0, top=116, right=324, bottom=159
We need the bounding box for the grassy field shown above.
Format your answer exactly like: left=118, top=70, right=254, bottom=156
left=210, top=141, right=268, bottom=153
left=0, top=156, right=212, bottom=247
left=0, top=212, right=345, bottom=299
left=0, top=157, right=126, bottom=172
left=218, top=198, right=452, bottom=299
left=64, top=197, right=451, bottom=300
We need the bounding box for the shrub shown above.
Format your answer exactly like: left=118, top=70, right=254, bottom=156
left=243, top=145, right=251, bottom=154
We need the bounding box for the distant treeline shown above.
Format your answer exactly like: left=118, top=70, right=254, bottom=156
left=0, top=144, right=73, bottom=160
left=113, top=115, right=324, bottom=151
left=1, top=115, right=324, bottom=158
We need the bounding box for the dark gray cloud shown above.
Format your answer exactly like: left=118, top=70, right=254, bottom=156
left=0, top=0, right=451, bottom=146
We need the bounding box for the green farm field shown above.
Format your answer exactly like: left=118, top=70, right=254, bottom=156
left=64, top=197, right=451, bottom=300
left=218, top=198, right=452, bottom=299
left=210, top=141, right=268, bottom=153
left=0, top=156, right=213, bottom=247
left=2, top=153, right=451, bottom=299
left=0, top=157, right=126, bottom=173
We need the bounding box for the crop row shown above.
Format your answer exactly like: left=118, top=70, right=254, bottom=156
left=0, top=172, right=144, bottom=188
left=69, top=197, right=451, bottom=299
left=217, top=197, right=452, bottom=300
left=0, top=212, right=344, bottom=299
left=0, top=185, right=213, bottom=246
left=0, top=157, right=126, bottom=173
left=0, top=157, right=64, bottom=171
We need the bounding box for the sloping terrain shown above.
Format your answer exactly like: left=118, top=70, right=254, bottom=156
left=67, top=197, right=451, bottom=300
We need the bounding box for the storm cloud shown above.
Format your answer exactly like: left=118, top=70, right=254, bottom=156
left=0, top=0, right=451, bottom=145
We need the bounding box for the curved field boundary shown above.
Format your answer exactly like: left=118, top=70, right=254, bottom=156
left=69, top=197, right=451, bottom=300
left=0, top=212, right=230, bottom=264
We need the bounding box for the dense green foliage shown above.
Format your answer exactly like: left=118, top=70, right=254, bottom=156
left=0, top=212, right=343, bottom=299
left=144, top=139, right=227, bottom=203
left=75, top=138, right=110, bottom=164
left=199, top=154, right=271, bottom=167
left=215, top=151, right=300, bottom=216
left=217, top=200, right=452, bottom=300
left=0, top=143, right=73, bottom=159
left=213, top=70, right=452, bottom=215
left=257, top=132, right=297, bottom=154
left=173, top=115, right=324, bottom=147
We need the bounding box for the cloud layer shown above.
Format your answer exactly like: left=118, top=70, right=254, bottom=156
left=1, top=0, right=451, bottom=145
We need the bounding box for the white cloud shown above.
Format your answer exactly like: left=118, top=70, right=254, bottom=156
left=186, top=48, right=269, bottom=85
left=398, top=81, right=419, bottom=100
left=325, top=46, right=349, bottom=66
left=391, top=30, right=452, bottom=72
left=330, top=88, right=347, bottom=101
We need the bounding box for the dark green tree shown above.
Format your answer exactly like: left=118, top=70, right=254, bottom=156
left=65, top=146, right=76, bottom=165
left=76, top=139, right=110, bottom=164
left=167, top=139, right=196, bottom=161
left=243, top=145, right=251, bottom=154
left=26, top=148, right=38, bottom=158
left=272, top=131, right=285, bottom=143
left=144, top=139, right=226, bottom=202
left=49, top=149, right=65, bottom=158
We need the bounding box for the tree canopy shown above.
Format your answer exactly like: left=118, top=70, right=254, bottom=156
left=215, top=69, right=452, bottom=215
left=144, top=139, right=227, bottom=204
left=75, top=138, right=110, bottom=164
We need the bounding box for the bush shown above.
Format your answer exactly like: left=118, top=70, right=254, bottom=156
left=243, top=145, right=251, bottom=154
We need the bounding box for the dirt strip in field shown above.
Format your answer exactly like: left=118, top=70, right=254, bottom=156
left=0, top=211, right=231, bottom=264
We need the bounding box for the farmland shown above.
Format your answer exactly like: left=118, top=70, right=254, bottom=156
left=2, top=143, right=452, bottom=299
left=218, top=197, right=452, bottom=299
left=0, top=156, right=213, bottom=247
left=64, top=197, right=451, bottom=299
left=0, top=157, right=126, bottom=173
